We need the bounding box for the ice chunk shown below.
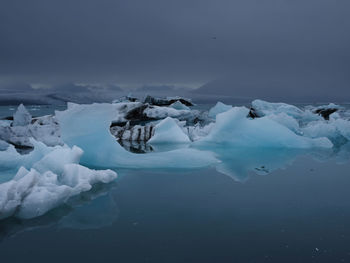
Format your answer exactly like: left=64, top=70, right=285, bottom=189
left=187, top=123, right=215, bottom=141
left=30, top=115, right=63, bottom=147
left=55, top=103, right=218, bottom=169
left=12, top=104, right=32, bottom=126
left=266, top=113, right=301, bottom=134
left=198, top=107, right=333, bottom=148
left=32, top=145, right=83, bottom=174
left=0, top=139, right=71, bottom=172
left=301, top=118, right=350, bottom=144
left=0, top=164, right=117, bottom=220
left=148, top=117, right=190, bottom=144
left=208, top=102, right=232, bottom=118
left=252, top=99, right=304, bottom=118
left=313, top=103, right=342, bottom=120
left=170, top=101, right=190, bottom=110
left=334, top=119, right=350, bottom=140
left=0, top=139, right=9, bottom=151
left=143, top=105, right=191, bottom=119
left=0, top=139, right=117, bottom=220
left=0, top=113, right=62, bottom=151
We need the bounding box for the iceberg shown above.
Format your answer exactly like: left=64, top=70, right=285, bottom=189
left=208, top=102, right=232, bottom=118
left=198, top=107, right=333, bottom=148
left=148, top=117, right=190, bottom=144
left=12, top=104, right=32, bottom=127
left=301, top=118, right=350, bottom=145
left=0, top=183, right=118, bottom=241
left=0, top=104, right=62, bottom=151
left=169, top=101, right=191, bottom=111
left=0, top=164, right=116, bottom=220
left=251, top=99, right=304, bottom=118
left=0, top=140, right=117, bottom=220
left=55, top=103, right=218, bottom=169
left=265, top=112, right=302, bottom=134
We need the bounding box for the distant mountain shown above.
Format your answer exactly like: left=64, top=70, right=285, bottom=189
left=0, top=83, right=126, bottom=105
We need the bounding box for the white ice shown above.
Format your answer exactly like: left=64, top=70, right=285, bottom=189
left=148, top=117, right=190, bottom=144
left=252, top=99, right=304, bottom=118
left=208, top=102, right=232, bottom=118
left=12, top=104, right=32, bottom=127
left=198, top=107, right=333, bottom=148
left=0, top=141, right=117, bottom=220
left=0, top=164, right=116, bottom=220
left=144, top=105, right=192, bottom=119
left=170, top=101, right=190, bottom=111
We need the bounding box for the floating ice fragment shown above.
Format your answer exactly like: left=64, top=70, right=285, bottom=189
left=148, top=117, right=190, bottom=144
left=251, top=99, right=304, bottom=118
left=0, top=164, right=117, bottom=220
left=199, top=107, right=333, bottom=148
left=208, top=102, right=232, bottom=118
left=169, top=101, right=191, bottom=110
left=12, top=104, right=32, bottom=126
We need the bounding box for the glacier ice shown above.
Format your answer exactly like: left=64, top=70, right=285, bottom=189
left=170, top=101, right=191, bottom=111
left=0, top=104, right=62, bottom=150
left=148, top=117, right=190, bottom=144
left=301, top=117, right=350, bottom=145
left=12, top=104, right=32, bottom=126
left=0, top=183, right=119, bottom=240
left=251, top=99, right=305, bottom=118
left=143, top=105, right=191, bottom=119
left=0, top=141, right=117, bottom=220
left=0, top=139, right=9, bottom=151
left=55, top=103, right=218, bottom=169
left=0, top=164, right=116, bottom=219
left=208, top=101, right=232, bottom=118
left=198, top=107, right=333, bottom=148
left=265, top=112, right=302, bottom=134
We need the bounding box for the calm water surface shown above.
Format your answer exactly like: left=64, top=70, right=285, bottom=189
left=1, top=155, right=350, bottom=263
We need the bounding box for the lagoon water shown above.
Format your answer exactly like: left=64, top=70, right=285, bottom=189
left=1, top=155, right=350, bottom=262
left=1, top=104, right=350, bottom=262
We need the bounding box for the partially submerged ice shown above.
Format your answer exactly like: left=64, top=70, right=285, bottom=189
left=13, top=104, right=32, bottom=126
left=0, top=104, right=62, bottom=151
left=0, top=141, right=117, bottom=220
left=55, top=103, right=217, bottom=169
left=198, top=107, right=333, bottom=148
left=148, top=117, right=190, bottom=144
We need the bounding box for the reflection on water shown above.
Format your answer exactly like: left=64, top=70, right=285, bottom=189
left=1, top=144, right=350, bottom=242
left=0, top=182, right=118, bottom=242
left=197, top=143, right=350, bottom=182
left=0, top=149, right=350, bottom=262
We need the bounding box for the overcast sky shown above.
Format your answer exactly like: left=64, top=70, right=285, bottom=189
left=0, top=0, right=349, bottom=100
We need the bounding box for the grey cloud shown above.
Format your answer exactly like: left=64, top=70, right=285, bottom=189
left=0, top=0, right=349, bottom=101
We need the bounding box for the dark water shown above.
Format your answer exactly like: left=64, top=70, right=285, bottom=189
left=1, top=155, right=350, bottom=263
